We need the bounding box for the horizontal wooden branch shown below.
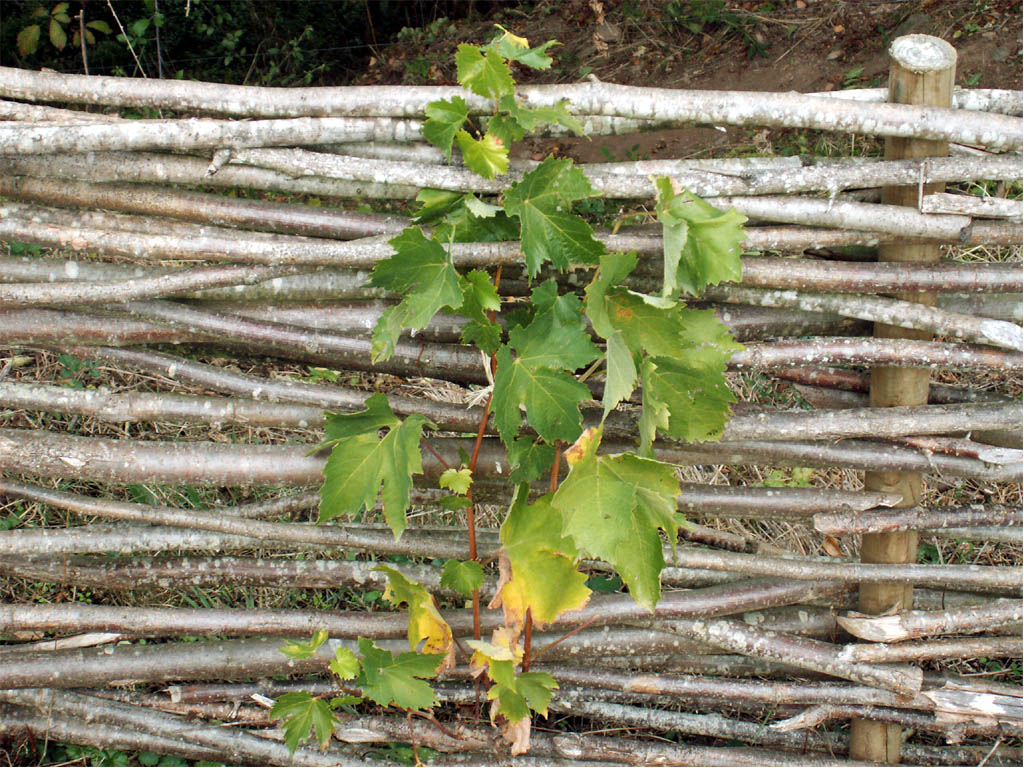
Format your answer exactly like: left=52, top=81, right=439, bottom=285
left=5, top=380, right=1018, bottom=446
left=921, top=192, right=1023, bottom=219
left=0, top=703, right=234, bottom=766
left=704, top=284, right=1024, bottom=351
left=0, top=264, right=312, bottom=306
left=228, top=146, right=1022, bottom=200
left=0, top=175, right=407, bottom=239
left=836, top=600, right=1023, bottom=643
left=811, top=87, right=1022, bottom=115
left=6, top=249, right=1020, bottom=298
left=839, top=636, right=1023, bottom=664
left=2, top=414, right=1019, bottom=497
left=1, top=69, right=1018, bottom=148
left=656, top=616, right=922, bottom=696
left=0, top=689, right=357, bottom=766
left=814, top=504, right=1022, bottom=536
left=665, top=547, right=1020, bottom=593
left=524, top=666, right=1023, bottom=727
left=0, top=578, right=837, bottom=646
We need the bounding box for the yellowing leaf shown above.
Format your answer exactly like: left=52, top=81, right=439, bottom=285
left=491, top=488, right=589, bottom=632
left=377, top=565, right=455, bottom=671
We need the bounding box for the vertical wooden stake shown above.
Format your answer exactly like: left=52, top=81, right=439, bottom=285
left=849, top=34, right=957, bottom=765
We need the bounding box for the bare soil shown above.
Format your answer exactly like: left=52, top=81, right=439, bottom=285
left=358, top=0, right=1023, bottom=161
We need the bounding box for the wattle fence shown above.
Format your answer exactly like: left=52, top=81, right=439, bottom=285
left=0, top=33, right=1022, bottom=767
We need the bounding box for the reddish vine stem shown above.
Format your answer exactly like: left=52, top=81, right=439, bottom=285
left=529, top=613, right=604, bottom=666
left=419, top=439, right=451, bottom=473
left=464, top=265, right=503, bottom=643
left=522, top=610, right=534, bottom=673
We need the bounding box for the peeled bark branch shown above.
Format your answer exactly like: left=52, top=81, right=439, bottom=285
left=0, top=554, right=457, bottom=595
left=0, top=703, right=232, bottom=765
left=0, top=689, right=360, bottom=767
left=2, top=426, right=1018, bottom=499
left=718, top=195, right=972, bottom=239
left=0, top=116, right=435, bottom=155
left=704, top=285, right=1024, bottom=351
left=665, top=547, right=1020, bottom=593
left=0, top=264, right=311, bottom=306
left=812, top=87, right=1023, bottom=115
left=730, top=337, right=1022, bottom=373
left=0, top=176, right=406, bottom=239
left=836, top=600, right=1023, bottom=643
left=657, top=617, right=923, bottom=696
left=921, top=192, right=1023, bottom=219
left=229, top=147, right=1022, bottom=199
left=840, top=636, right=1023, bottom=664
left=738, top=257, right=1022, bottom=294
left=5, top=381, right=1018, bottom=446
left=1, top=69, right=1018, bottom=148
left=0, top=578, right=837, bottom=646
left=0, top=151, right=414, bottom=201
left=814, top=504, right=1022, bottom=536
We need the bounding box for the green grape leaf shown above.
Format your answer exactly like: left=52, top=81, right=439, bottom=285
left=455, top=130, right=509, bottom=180
left=492, top=345, right=591, bottom=448
left=329, top=647, right=360, bottom=680
left=376, top=565, right=454, bottom=661
left=461, top=320, right=502, bottom=355
left=370, top=227, right=463, bottom=361
left=515, top=671, right=558, bottom=717
left=602, top=330, right=637, bottom=419
left=270, top=692, right=337, bottom=753
left=321, top=392, right=398, bottom=446
left=278, top=629, right=328, bottom=660
left=494, top=487, right=590, bottom=630
left=507, top=438, right=555, bottom=485
left=357, top=637, right=442, bottom=712
left=457, top=269, right=501, bottom=324
left=509, top=283, right=600, bottom=372
left=319, top=393, right=435, bottom=540
left=639, top=350, right=738, bottom=450
left=486, top=114, right=525, bottom=147
left=492, top=685, right=530, bottom=723
left=455, top=43, right=514, bottom=98
left=654, top=178, right=746, bottom=297
left=412, top=189, right=465, bottom=226
left=551, top=427, right=681, bottom=612
left=439, top=467, right=473, bottom=495
left=503, top=157, right=604, bottom=275
left=485, top=28, right=559, bottom=70
left=439, top=494, right=472, bottom=511
left=584, top=250, right=640, bottom=339
left=464, top=196, right=503, bottom=219
left=498, top=94, right=585, bottom=137
left=440, top=558, right=485, bottom=597
left=423, top=96, right=469, bottom=160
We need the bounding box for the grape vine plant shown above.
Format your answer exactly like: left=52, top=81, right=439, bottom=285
left=272, top=27, right=747, bottom=756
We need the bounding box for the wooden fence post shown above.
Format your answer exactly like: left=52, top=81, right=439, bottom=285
left=849, top=34, right=958, bottom=764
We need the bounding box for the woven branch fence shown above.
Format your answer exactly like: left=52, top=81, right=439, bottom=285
left=0, top=32, right=1022, bottom=768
